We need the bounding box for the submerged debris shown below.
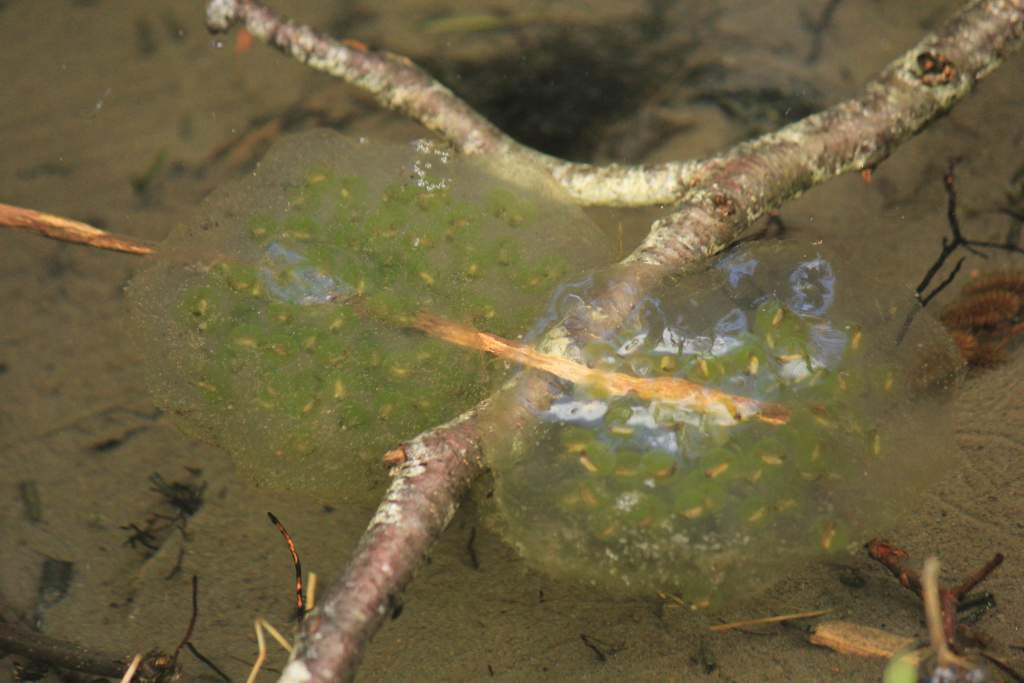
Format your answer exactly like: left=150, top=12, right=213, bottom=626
left=940, top=268, right=1024, bottom=369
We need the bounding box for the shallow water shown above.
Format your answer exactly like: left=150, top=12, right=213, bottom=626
left=127, top=130, right=611, bottom=506
left=1, top=1, right=1023, bottom=682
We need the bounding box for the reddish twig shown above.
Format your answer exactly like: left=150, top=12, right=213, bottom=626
left=171, top=576, right=200, bottom=665
left=267, top=512, right=307, bottom=623
left=866, top=539, right=1005, bottom=646
left=412, top=311, right=790, bottom=425
left=0, top=202, right=155, bottom=255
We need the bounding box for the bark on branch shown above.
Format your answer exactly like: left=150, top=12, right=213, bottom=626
left=199, top=2, right=1024, bottom=682
left=204, top=0, right=703, bottom=207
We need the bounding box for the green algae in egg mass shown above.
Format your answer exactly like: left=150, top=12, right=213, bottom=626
left=128, top=130, right=612, bottom=503
left=488, top=241, right=959, bottom=603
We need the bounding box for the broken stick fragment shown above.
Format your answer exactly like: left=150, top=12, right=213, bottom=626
left=412, top=311, right=790, bottom=427
left=809, top=621, right=917, bottom=659
left=382, top=448, right=407, bottom=466
left=0, top=202, right=155, bottom=255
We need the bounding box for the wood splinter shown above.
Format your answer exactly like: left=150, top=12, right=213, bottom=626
left=809, top=620, right=916, bottom=659
left=0, top=202, right=156, bottom=255
left=413, top=311, right=790, bottom=427
left=383, top=448, right=408, bottom=466
left=709, top=608, right=833, bottom=633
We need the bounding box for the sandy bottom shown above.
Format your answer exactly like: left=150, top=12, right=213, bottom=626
left=1, top=1, right=1022, bottom=681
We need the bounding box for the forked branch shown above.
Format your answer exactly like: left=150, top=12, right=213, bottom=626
left=0, top=202, right=155, bottom=255
left=7, top=2, right=1021, bottom=682
left=204, top=0, right=703, bottom=208
left=201, top=3, right=1024, bottom=682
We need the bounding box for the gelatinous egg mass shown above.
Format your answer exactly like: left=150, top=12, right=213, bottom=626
left=128, top=130, right=611, bottom=502
left=489, top=241, right=957, bottom=602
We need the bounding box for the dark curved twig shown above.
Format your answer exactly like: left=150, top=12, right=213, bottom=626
left=899, top=159, right=1024, bottom=341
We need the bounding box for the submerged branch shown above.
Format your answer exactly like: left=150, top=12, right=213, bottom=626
left=207, top=1, right=1024, bottom=682
left=204, top=0, right=702, bottom=207
left=898, top=161, right=1024, bottom=342
left=625, top=0, right=1024, bottom=268
left=6, top=2, right=1015, bottom=681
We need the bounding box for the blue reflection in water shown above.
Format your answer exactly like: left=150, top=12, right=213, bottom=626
left=260, top=242, right=353, bottom=305
left=524, top=272, right=595, bottom=343
left=711, top=307, right=748, bottom=355
left=545, top=398, right=680, bottom=456
left=788, top=257, right=835, bottom=316
left=715, top=307, right=747, bottom=336
left=809, top=323, right=848, bottom=369
left=717, top=251, right=759, bottom=288
left=536, top=249, right=854, bottom=468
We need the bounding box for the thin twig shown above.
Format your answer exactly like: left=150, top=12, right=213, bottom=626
left=412, top=311, right=790, bottom=425
left=955, top=552, right=1007, bottom=597
left=803, top=0, right=844, bottom=64
left=119, top=654, right=143, bottom=683
left=267, top=512, right=307, bottom=623
left=866, top=539, right=1005, bottom=646
left=709, top=608, right=833, bottom=632
left=914, top=160, right=994, bottom=308
left=172, top=575, right=200, bottom=664
left=899, top=159, right=1024, bottom=341
left=185, top=643, right=234, bottom=683
left=0, top=202, right=155, bottom=255
left=979, top=651, right=1024, bottom=683
left=922, top=557, right=972, bottom=670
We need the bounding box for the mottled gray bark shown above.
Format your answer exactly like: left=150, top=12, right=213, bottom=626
left=204, top=0, right=703, bottom=207
left=628, top=0, right=1024, bottom=268
left=289, top=407, right=488, bottom=683
left=204, top=1, right=1024, bottom=682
